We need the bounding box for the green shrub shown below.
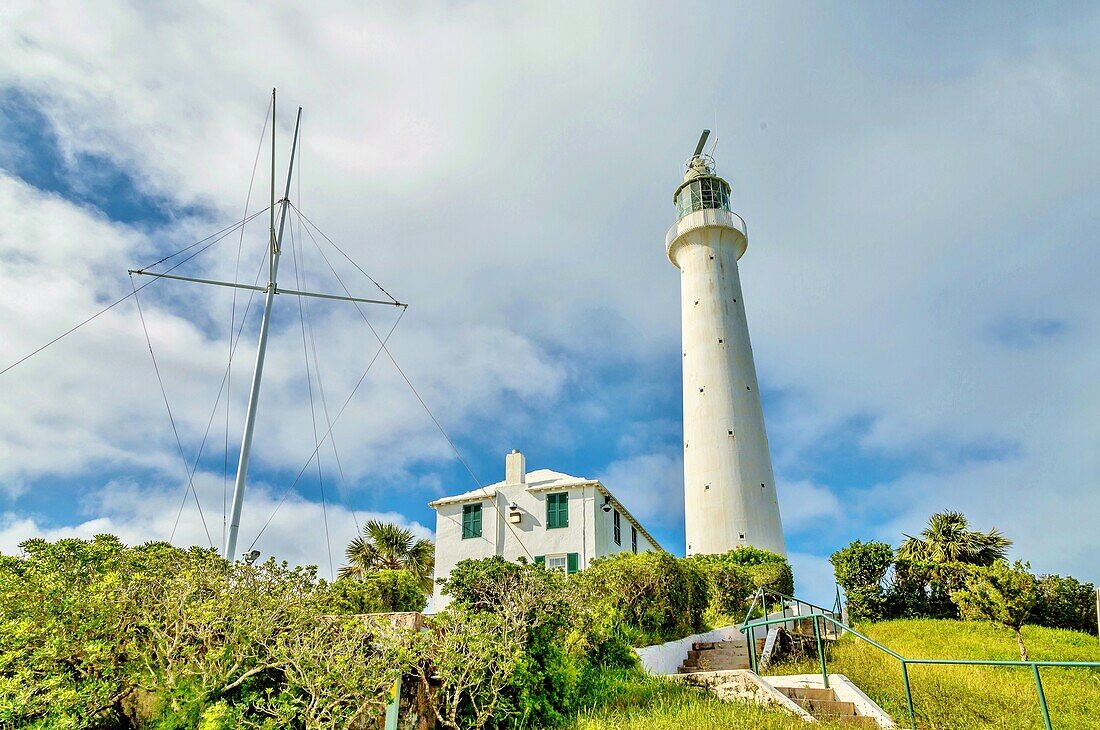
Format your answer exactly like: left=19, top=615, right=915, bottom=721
left=439, top=555, right=525, bottom=611
left=700, top=562, right=755, bottom=619
left=831, top=540, right=893, bottom=589
left=571, top=552, right=708, bottom=645
left=1030, top=574, right=1098, bottom=635
left=689, top=547, right=792, bottom=624
left=744, top=562, right=795, bottom=595
left=324, top=569, right=426, bottom=614
left=431, top=557, right=580, bottom=729
left=718, top=545, right=790, bottom=568
left=0, top=536, right=416, bottom=729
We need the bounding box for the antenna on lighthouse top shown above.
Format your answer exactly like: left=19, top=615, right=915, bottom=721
left=692, top=129, right=711, bottom=158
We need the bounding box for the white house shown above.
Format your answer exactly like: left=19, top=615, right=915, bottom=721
left=429, top=450, right=662, bottom=611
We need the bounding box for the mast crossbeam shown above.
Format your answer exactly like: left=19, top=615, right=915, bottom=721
left=129, top=270, right=404, bottom=307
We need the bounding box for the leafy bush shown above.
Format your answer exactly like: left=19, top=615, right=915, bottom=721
left=438, top=555, right=526, bottom=612
left=718, top=545, right=790, bottom=568
left=831, top=540, right=892, bottom=621
left=689, top=547, right=793, bottom=624
left=571, top=552, right=709, bottom=645
left=324, top=569, right=427, bottom=614
left=951, top=561, right=1038, bottom=659
left=831, top=540, right=893, bottom=590
left=698, top=561, right=755, bottom=620
left=0, top=536, right=417, bottom=729
left=431, top=556, right=580, bottom=729
left=1030, top=574, right=1098, bottom=635
left=743, top=562, right=795, bottom=596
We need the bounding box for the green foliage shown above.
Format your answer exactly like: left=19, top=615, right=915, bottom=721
left=697, top=561, right=755, bottom=620
left=429, top=556, right=580, bottom=729
left=439, top=555, right=525, bottom=611
left=714, top=544, right=789, bottom=568
left=0, top=536, right=417, bottom=729
left=689, top=547, right=792, bottom=623
left=743, top=561, right=795, bottom=595
left=897, top=511, right=1011, bottom=567
left=1030, top=573, right=1098, bottom=635
left=324, top=569, right=427, bottom=614
left=952, top=560, right=1038, bottom=659
left=571, top=552, right=709, bottom=645
left=340, top=520, right=435, bottom=593
left=830, top=540, right=893, bottom=590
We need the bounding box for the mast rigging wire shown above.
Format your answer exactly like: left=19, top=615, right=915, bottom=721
left=246, top=305, right=406, bottom=552
left=130, top=274, right=214, bottom=548
left=287, top=204, right=535, bottom=561
left=288, top=205, right=335, bottom=580
left=0, top=206, right=271, bottom=379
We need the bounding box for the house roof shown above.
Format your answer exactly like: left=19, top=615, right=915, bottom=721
left=428, top=468, right=663, bottom=552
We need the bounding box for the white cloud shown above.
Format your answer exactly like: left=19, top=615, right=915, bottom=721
left=788, top=552, right=838, bottom=608
left=777, top=479, right=843, bottom=533
left=598, top=452, right=683, bottom=533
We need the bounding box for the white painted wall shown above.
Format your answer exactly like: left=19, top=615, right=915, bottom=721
left=668, top=203, right=786, bottom=558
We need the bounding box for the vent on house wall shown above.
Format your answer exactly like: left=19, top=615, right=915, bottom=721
left=718, top=338, right=723, bottom=343
left=739, top=533, right=746, bottom=540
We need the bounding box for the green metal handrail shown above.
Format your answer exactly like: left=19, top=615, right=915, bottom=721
left=738, top=610, right=1100, bottom=730
left=740, top=586, right=842, bottom=629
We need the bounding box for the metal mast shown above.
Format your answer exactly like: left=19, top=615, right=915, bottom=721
left=129, top=89, right=406, bottom=561
left=224, top=92, right=300, bottom=560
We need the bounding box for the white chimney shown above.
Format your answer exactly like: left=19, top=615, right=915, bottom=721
left=506, top=449, right=526, bottom=485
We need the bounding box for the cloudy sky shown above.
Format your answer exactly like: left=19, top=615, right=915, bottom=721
left=2, top=2, right=1098, bottom=604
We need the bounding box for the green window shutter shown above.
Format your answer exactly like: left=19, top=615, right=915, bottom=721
left=534, top=555, right=545, bottom=566
left=567, top=553, right=579, bottom=574
left=547, top=492, right=568, bottom=529
left=462, top=504, right=482, bottom=539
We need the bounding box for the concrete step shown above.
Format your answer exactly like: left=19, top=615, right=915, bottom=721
left=688, top=649, right=749, bottom=661
left=778, top=686, right=834, bottom=701
left=691, top=638, right=765, bottom=651
left=679, top=658, right=751, bottom=671
left=795, top=698, right=858, bottom=716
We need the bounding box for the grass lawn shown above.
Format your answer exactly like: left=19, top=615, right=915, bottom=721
left=775, top=619, right=1100, bottom=730
left=567, top=668, right=850, bottom=730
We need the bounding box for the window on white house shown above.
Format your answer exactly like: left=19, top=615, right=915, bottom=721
left=546, top=554, right=568, bottom=572
left=461, top=503, right=482, bottom=539
left=613, top=509, right=621, bottom=545
left=632, top=526, right=638, bottom=553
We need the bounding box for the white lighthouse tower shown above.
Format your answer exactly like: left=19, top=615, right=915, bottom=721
left=667, top=131, right=786, bottom=557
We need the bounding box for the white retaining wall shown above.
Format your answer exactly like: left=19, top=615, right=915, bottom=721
left=634, top=612, right=782, bottom=676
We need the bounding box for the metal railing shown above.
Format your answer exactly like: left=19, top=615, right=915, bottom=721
left=738, top=606, right=1100, bottom=730
left=740, top=586, right=843, bottom=636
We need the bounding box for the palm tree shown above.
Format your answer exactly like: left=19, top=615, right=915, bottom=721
left=897, top=511, right=1011, bottom=566
left=340, top=520, right=435, bottom=593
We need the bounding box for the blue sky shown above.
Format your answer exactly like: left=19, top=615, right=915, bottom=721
left=2, top=2, right=1099, bottom=604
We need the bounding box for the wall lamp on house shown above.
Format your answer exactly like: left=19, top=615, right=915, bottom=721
left=508, top=502, right=522, bottom=524
left=601, top=496, right=613, bottom=514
